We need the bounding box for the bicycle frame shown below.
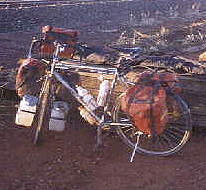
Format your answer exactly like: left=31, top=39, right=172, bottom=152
left=54, top=61, right=118, bottom=123
left=44, top=43, right=132, bottom=146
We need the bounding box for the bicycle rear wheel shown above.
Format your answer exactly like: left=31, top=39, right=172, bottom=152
left=113, top=91, right=191, bottom=156
left=31, top=77, right=51, bottom=145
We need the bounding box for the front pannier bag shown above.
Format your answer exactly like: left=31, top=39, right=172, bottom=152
left=15, top=58, right=46, bottom=97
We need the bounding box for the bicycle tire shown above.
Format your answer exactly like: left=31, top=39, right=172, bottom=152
left=112, top=91, right=191, bottom=156
left=31, top=77, right=51, bottom=145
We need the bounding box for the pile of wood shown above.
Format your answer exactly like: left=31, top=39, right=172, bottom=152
left=178, top=74, right=206, bottom=127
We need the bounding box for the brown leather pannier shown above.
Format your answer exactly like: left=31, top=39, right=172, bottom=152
left=39, top=25, right=79, bottom=59
left=120, top=72, right=177, bottom=135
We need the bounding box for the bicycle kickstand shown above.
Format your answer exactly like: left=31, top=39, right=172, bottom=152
left=130, top=132, right=142, bottom=162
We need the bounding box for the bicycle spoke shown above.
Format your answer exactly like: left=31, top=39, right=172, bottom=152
left=165, top=130, right=181, bottom=142
left=171, top=127, right=185, bottom=134
left=160, top=133, right=177, bottom=150
left=167, top=127, right=185, bottom=137
left=156, top=136, right=170, bottom=151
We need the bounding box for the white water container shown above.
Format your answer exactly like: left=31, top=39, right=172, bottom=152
left=15, top=95, right=38, bottom=127
left=49, top=101, right=69, bottom=131
left=97, top=80, right=110, bottom=107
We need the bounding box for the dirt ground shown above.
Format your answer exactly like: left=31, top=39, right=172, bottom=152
left=3, top=108, right=206, bottom=190
left=1, top=1, right=206, bottom=189
left=1, top=32, right=206, bottom=190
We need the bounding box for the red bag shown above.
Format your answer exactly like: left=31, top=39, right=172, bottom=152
left=15, top=58, right=46, bottom=97
left=39, top=26, right=79, bottom=58
left=39, top=42, right=76, bottom=59
left=121, top=72, right=171, bottom=135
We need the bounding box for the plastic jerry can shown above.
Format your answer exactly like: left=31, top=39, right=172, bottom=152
left=15, top=95, right=38, bottom=127
left=49, top=101, right=69, bottom=131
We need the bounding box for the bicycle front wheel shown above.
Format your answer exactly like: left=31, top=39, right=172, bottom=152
left=31, top=77, right=51, bottom=145
left=112, top=92, right=191, bottom=156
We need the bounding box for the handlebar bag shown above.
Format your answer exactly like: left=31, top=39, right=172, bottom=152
left=15, top=58, right=46, bottom=97
left=39, top=42, right=77, bottom=59
left=39, top=25, right=79, bottom=59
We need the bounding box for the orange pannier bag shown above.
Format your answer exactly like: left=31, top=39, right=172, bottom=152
left=121, top=71, right=177, bottom=135
left=39, top=25, right=79, bottom=59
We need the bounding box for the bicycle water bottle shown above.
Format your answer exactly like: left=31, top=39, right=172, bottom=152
left=76, top=86, right=98, bottom=125
left=76, top=86, right=97, bottom=110
left=97, top=80, right=110, bottom=107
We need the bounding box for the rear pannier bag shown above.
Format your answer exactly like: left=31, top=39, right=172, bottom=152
left=39, top=25, right=79, bottom=59
left=15, top=58, right=46, bottom=97
left=121, top=71, right=178, bottom=135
